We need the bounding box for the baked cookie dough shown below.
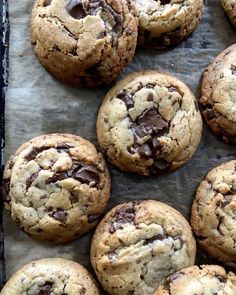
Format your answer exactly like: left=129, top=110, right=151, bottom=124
left=30, top=0, right=138, bottom=88
left=154, top=265, right=236, bottom=295
left=1, top=258, right=100, bottom=295
left=191, top=160, right=236, bottom=268
left=91, top=200, right=196, bottom=295
left=200, top=44, right=236, bottom=143
left=97, top=71, right=202, bottom=176
left=2, top=133, right=110, bottom=244
left=135, top=0, right=204, bottom=49
left=221, top=0, right=236, bottom=27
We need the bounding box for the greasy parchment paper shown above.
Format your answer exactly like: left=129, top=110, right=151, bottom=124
left=4, top=0, right=236, bottom=282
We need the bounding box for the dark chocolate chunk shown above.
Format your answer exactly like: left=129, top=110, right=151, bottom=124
left=108, top=251, right=118, bottom=261
left=56, top=143, right=72, bottom=153
left=97, top=31, right=107, bottom=39
left=149, top=159, right=171, bottom=175
left=0, top=179, right=11, bottom=203
left=117, top=91, right=134, bottom=109
left=38, top=282, right=53, bottom=295
left=25, top=146, right=49, bottom=161
left=46, top=172, right=65, bottom=184
left=216, top=275, right=227, bottom=283
left=139, top=144, right=152, bottom=159
left=151, top=138, right=162, bottom=154
left=52, top=210, right=67, bottom=223
left=132, top=123, right=149, bottom=139
left=143, top=234, right=167, bottom=245
left=70, top=191, right=79, bottom=203
left=147, top=93, right=154, bottom=101
left=26, top=173, right=39, bottom=190
left=137, top=109, right=169, bottom=136
left=43, top=0, right=52, bottom=7
left=65, top=0, right=86, bottom=19
left=231, top=64, right=236, bottom=75
left=168, top=86, right=177, bottom=92
left=160, top=0, right=171, bottom=4
left=109, top=203, right=135, bottom=234
left=88, top=214, right=101, bottom=223
left=74, top=165, right=100, bottom=186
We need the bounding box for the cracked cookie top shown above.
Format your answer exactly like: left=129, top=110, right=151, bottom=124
left=191, top=160, right=236, bottom=268
left=90, top=200, right=196, bottom=295
left=30, top=0, right=138, bottom=88
left=97, top=71, right=202, bottom=176
left=201, top=44, right=236, bottom=143
left=221, top=0, right=236, bottom=27
left=2, top=133, right=110, bottom=244
left=154, top=265, right=236, bottom=295
left=135, top=0, right=204, bottom=48
left=1, top=258, right=100, bottom=295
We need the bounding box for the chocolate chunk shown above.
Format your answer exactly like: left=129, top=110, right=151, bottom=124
left=216, top=275, right=227, bottom=283
left=25, top=147, right=49, bottom=161
left=99, top=0, right=122, bottom=34
left=151, top=138, right=162, bottom=154
left=109, top=203, right=135, bottom=234
left=88, top=214, right=101, bottom=223
left=132, top=123, right=149, bottom=139
left=117, top=91, right=134, bottom=109
left=160, top=0, right=171, bottom=4
left=74, top=165, right=100, bottom=186
left=149, top=159, right=171, bottom=175
left=143, top=234, right=167, bottom=245
left=137, top=109, right=169, bottom=136
left=39, top=282, right=53, bottom=295
left=52, top=210, right=67, bottom=223
left=139, top=144, right=152, bottom=159
left=70, top=191, right=79, bottom=203
left=0, top=180, right=11, bottom=203
left=56, top=143, right=72, bottom=153
left=43, top=0, right=52, bottom=7
left=128, top=144, right=140, bottom=154
left=66, top=0, right=86, bottom=19
left=26, top=173, right=39, bottom=190
left=97, top=31, right=107, bottom=39
left=168, top=86, right=177, bottom=92
left=231, top=65, right=236, bottom=75
left=147, top=93, right=154, bottom=101
left=108, top=251, right=118, bottom=261
left=46, top=172, right=65, bottom=184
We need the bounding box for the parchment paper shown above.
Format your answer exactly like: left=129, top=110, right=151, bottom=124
left=4, top=0, right=236, bottom=281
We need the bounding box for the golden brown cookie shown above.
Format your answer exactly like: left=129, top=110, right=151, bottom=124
left=30, top=0, right=138, bottom=88
left=97, top=71, right=202, bottom=176
left=136, top=0, right=204, bottom=49
left=91, top=200, right=196, bottom=295
left=1, top=258, right=100, bottom=294
left=154, top=265, right=236, bottom=295
left=221, top=0, right=236, bottom=27
left=2, top=133, right=110, bottom=244
left=191, top=160, right=236, bottom=268
left=200, top=44, right=236, bottom=143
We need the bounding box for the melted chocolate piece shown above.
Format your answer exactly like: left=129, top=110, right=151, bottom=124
left=43, top=0, right=52, bottom=7
left=25, top=147, right=49, bottom=161
left=117, top=91, right=134, bottom=109
left=0, top=180, right=11, bottom=203
left=149, top=159, right=171, bottom=175
left=26, top=173, right=39, bottom=190
left=56, top=143, right=72, bottom=153
left=38, top=282, right=53, bottom=295
left=109, top=203, right=135, bottom=234
left=51, top=210, right=67, bottom=223
left=160, top=0, right=171, bottom=4
left=46, top=161, right=100, bottom=187
left=88, top=214, right=101, bottom=223
left=137, top=109, right=169, bottom=135
left=168, top=86, right=177, bottom=92
left=231, top=64, right=236, bottom=75
left=143, top=234, right=167, bottom=245
left=65, top=0, right=86, bottom=19
left=132, top=123, right=149, bottom=139
left=139, top=144, right=152, bottom=159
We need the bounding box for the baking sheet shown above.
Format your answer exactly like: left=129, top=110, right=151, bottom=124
left=3, top=0, right=236, bottom=285
left=0, top=0, right=9, bottom=288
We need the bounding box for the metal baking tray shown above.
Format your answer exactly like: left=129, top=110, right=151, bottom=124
left=2, top=0, right=236, bottom=290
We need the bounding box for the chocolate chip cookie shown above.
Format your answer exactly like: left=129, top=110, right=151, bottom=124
left=191, top=160, right=236, bottom=268
left=1, top=258, right=100, bottom=294
left=30, top=0, right=138, bottom=88
left=97, top=71, right=202, bottom=176
left=200, top=44, right=236, bottom=143
left=221, top=0, right=236, bottom=27
left=135, top=0, right=204, bottom=49
left=154, top=265, right=236, bottom=295
left=2, top=133, right=110, bottom=244
left=91, top=200, right=196, bottom=295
